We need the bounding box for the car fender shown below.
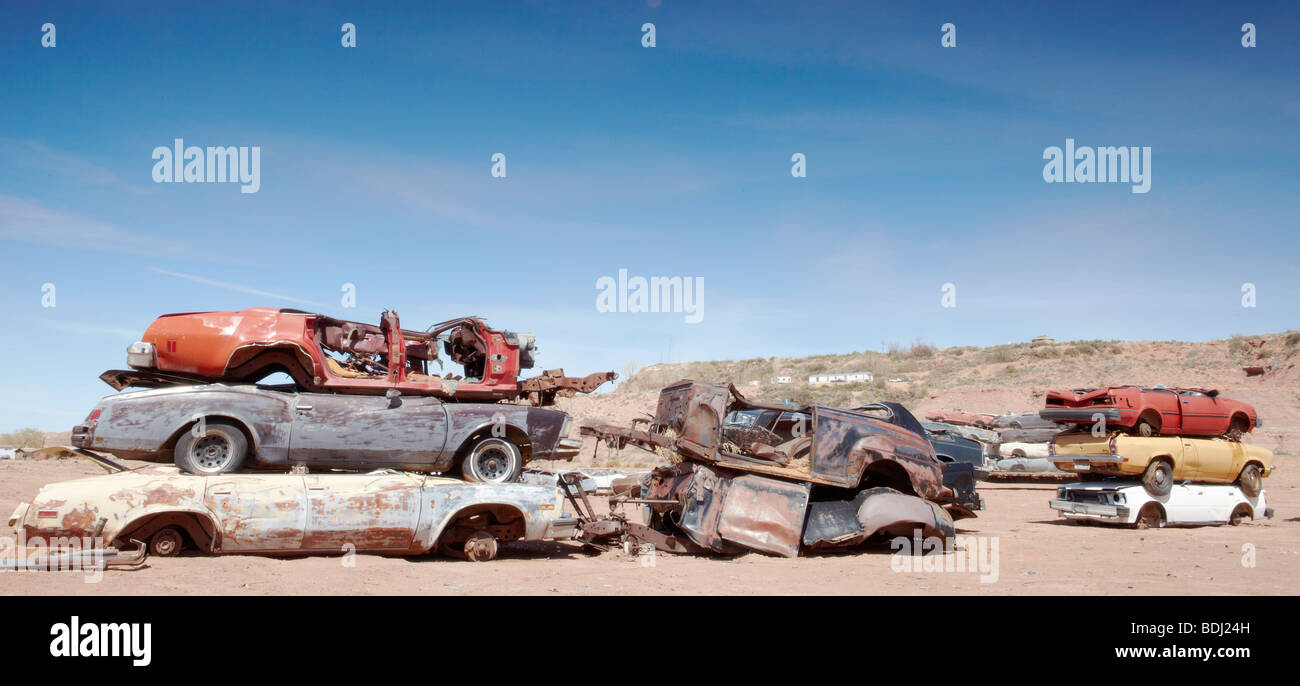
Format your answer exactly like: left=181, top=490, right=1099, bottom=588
left=114, top=504, right=221, bottom=550
left=92, top=386, right=294, bottom=463
left=410, top=481, right=558, bottom=552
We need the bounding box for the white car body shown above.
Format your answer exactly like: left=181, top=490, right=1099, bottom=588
left=10, top=463, right=578, bottom=556
left=998, top=441, right=1049, bottom=459
left=1050, top=480, right=1271, bottom=527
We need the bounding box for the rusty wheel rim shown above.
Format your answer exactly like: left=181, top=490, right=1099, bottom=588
left=1151, top=465, right=1171, bottom=491
left=152, top=528, right=181, bottom=556
left=192, top=434, right=232, bottom=472
left=473, top=445, right=512, bottom=482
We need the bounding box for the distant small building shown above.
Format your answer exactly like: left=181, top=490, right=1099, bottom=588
left=771, top=376, right=792, bottom=384
left=747, top=380, right=761, bottom=386
left=808, top=372, right=873, bottom=385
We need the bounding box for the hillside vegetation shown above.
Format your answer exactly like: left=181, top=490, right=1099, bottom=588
left=555, top=330, right=1300, bottom=463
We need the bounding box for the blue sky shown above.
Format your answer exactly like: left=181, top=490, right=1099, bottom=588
left=1, top=1, right=1297, bottom=432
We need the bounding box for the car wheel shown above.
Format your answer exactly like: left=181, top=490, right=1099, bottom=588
left=461, top=437, right=522, bottom=484
left=1135, top=416, right=1158, bottom=437
left=462, top=531, right=498, bottom=562
left=1141, top=460, right=1173, bottom=497
left=1229, top=504, right=1253, bottom=526
left=1135, top=503, right=1165, bottom=529
left=1226, top=417, right=1248, bottom=442
left=174, top=421, right=248, bottom=475
left=1237, top=463, right=1263, bottom=497
left=439, top=530, right=499, bottom=562
left=149, top=527, right=184, bottom=557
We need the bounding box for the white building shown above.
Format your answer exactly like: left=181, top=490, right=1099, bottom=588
left=771, top=376, right=792, bottom=384
left=808, top=372, right=873, bottom=385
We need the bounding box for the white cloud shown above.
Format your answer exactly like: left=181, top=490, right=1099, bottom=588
left=148, top=267, right=330, bottom=309
left=0, top=194, right=186, bottom=256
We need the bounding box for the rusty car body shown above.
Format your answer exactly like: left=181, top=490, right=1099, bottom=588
left=71, top=382, right=580, bottom=481
left=10, top=458, right=578, bottom=562
left=923, top=409, right=1000, bottom=429
left=103, top=307, right=615, bottom=406
left=577, top=380, right=982, bottom=558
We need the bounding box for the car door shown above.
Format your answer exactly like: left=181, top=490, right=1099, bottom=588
left=1177, top=391, right=1223, bottom=435
left=1195, top=440, right=1241, bottom=483
left=301, top=472, right=423, bottom=551
left=204, top=474, right=307, bottom=551
left=289, top=392, right=450, bottom=469
left=1145, top=389, right=1182, bottom=432
left=1175, top=439, right=1202, bottom=480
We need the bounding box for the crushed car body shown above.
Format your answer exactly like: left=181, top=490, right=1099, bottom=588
left=102, top=307, right=616, bottom=406
left=577, top=380, right=982, bottom=557
left=70, top=382, right=581, bottom=481
left=10, top=457, right=577, bottom=562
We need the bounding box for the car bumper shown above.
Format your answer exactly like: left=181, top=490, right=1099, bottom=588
left=8, top=502, right=30, bottom=529
left=1048, top=454, right=1125, bottom=472
left=1039, top=408, right=1123, bottom=424
left=1049, top=498, right=1129, bottom=521
left=545, top=516, right=579, bottom=540
left=551, top=438, right=582, bottom=461
left=70, top=424, right=92, bottom=448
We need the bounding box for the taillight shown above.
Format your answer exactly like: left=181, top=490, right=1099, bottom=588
left=1048, top=440, right=1055, bottom=456
left=85, top=408, right=101, bottom=423
left=1108, top=435, right=1117, bottom=454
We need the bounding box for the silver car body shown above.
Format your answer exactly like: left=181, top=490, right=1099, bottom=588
left=72, top=383, right=574, bottom=472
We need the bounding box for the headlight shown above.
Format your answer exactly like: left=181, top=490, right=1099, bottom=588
left=126, top=341, right=156, bottom=368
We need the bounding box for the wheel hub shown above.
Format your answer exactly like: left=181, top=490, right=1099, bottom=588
left=193, top=435, right=230, bottom=470
left=476, top=449, right=509, bottom=480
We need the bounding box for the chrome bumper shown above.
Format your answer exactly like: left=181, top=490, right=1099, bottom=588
left=1050, top=498, right=1129, bottom=520
left=1049, top=455, right=1124, bottom=472
left=545, top=516, right=579, bottom=540
left=552, top=438, right=582, bottom=461
left=8, top=502, right=29, bottom=529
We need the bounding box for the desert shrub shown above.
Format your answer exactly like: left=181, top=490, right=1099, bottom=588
left=983, top=347, right=1017, bottom=364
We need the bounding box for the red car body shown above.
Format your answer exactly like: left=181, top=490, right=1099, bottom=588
left=102, top=308, right=614, bottom=405
left=1041, top=386, right=1259, bottom=438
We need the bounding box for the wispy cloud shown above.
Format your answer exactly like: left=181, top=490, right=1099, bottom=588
left=0, top=194, right=187, bottom=256
left=37, top=319, right=140, bottom=340
left=0, top=139, right=156, bottom=196
left=149, top=267, right=330, bottom=309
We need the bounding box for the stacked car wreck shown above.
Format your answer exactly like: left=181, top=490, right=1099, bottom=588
left=13, top=307, right=619, bottom=562
left=578, top=380, right=982, bottom=558
left=75, top=307, right=617, bottom=480
left=1043, top=386, right=1275, bottom=528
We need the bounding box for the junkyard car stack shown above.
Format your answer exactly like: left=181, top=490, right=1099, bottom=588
left=579, top=381, right=983, bottom=557
left=1046, top=430, right=1275, bottom=528
left=74, top=307, right=618, bottom=481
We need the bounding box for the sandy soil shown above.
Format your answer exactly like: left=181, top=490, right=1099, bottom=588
left=1, top=454, right=1295, bottom=596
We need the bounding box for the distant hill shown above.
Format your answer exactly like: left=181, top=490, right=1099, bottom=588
left=557, top=330, right=1300, bottom=454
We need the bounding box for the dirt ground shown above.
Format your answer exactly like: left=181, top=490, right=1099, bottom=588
left=1, top=454, right=1295, bottom=596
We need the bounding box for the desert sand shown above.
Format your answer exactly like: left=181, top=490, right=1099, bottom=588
left=1, top=453, right=1294, bottom=596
